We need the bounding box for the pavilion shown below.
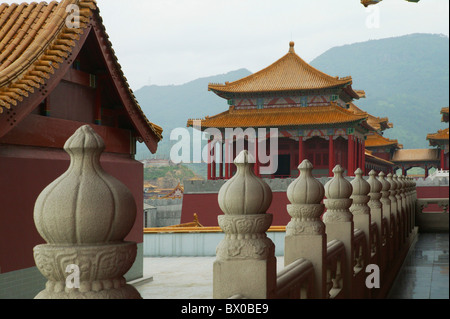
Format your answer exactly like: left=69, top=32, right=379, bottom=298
left=188, top=42, right=395, bottom=179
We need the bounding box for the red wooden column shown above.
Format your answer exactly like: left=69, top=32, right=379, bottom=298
left=299, top=137, right=305, bottom=164
left=424, top=165, right=429, bottom=178
left=348, top=135, right=355, bottom=176
left=254, top=137, right=260, bottom=177
left=440, top=147, right=445, bottom=170
left=219, top=142, right=224, bottom=179
left=358, top=138, right=362, bottom=171
left=207, top=140, right=212, bottom=180
left=328, top=135, right=335, bottom=177
left=225, top=139, right=230, bottom=179
left=212, top=141, right=216, bottom=180
left=356, top=137, right=360, bottom=171
left=362, top=139, right=366, bottom=175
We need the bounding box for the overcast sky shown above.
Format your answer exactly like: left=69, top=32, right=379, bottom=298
left=4, top=0, right=449, bottom=89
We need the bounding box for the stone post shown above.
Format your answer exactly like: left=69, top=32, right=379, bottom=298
left=386, top=173, right=399, bottom=253
left=378, top=172, right=391, bottom=264
left=409, top=177, right=416, bottom=232
left=349, top=168, right=371, bottom=264
left=405, top=176, right=412, bottom=233
left=399, top=175, right=409, bottom=239
left=407, top=176, right=414, bottom=234
left=33, top=125, right=141, bottom=299
left=285, top=160, right=326, bottom=299
left=393, top=174, right=405, bottom=246
left=323, top=165, right=354, bottom=298
left=214, top=150, right=276, bottom=299
left=367, top=170, right=383, bottom=265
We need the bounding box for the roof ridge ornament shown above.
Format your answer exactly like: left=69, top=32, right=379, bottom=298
left=289, top=41, right=295, bottom=53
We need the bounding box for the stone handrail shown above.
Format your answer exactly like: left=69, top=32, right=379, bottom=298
left=369, top=222, right=379, bottom=263
left=326, top=239, right=346, bottom=299
left=213, top=154, right=419, bottom=299
left=417, top=198, right=449, bottom=213
left=353, top=229, right=367, bottom=275
left=275, top=258, right=314, bottom=299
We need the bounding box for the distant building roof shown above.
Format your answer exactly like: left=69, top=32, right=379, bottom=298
left=441, top=107, right=449, bottom=123
left=366, top=132, right=402, bottom=149
left=392, top=149, right=440, bottom=163
left=208, top=42, right=362, bottom=99
left=347, top=103, right=393, bottom=132
left=427, top=128, right=449, bottom=147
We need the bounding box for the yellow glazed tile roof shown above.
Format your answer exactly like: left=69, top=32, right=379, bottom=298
left=0, top=0, right=162, bottom=142
left=366, top=132, right=402, bottom=148
left=208, top=42, right=358, bottom=95
left=187, top=102, right=368, bottom=129
left=427, top=128, right=449, bottom=141
left=347, top=103, right=392, bottom=131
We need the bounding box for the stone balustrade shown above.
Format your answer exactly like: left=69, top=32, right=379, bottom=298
left=214, top=153, right=419, bottom=299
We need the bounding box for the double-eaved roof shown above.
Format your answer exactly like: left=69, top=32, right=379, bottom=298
left=190, top=42, right=368, bottom=130
left=0, top=0, right=162, bottom=152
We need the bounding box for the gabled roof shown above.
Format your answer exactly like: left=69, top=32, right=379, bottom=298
left=0, top=0, right=162, bottom=152
left=187, top=102, right=368, bottom=129
left=208, top=42, right=361, bottom=98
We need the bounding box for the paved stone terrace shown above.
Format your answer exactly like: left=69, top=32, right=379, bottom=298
left=133, top=232, right=449, bottom=299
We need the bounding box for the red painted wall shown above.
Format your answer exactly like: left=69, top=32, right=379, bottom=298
left=416, top=185, right=449, bottom=213
left=0, top=145, right=143, bottom=274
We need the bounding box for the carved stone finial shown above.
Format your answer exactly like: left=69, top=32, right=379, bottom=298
left=287, top=160, right=325, bottom=205
left=367, top=170, right=382, bottom=209
left=216, top=150, right=274, bottom=261
left=33, top=125, right=141, bottom=299
left=350, top=168, right=370, bottom=216
left=218, top=150, right=272, bottom=216
left=323, top=165, right=353, bottom=223
left=386, top=173, right=397, bottom=196
left=34, top=125, right=137, bottom=245
left=286, top=160, right=325, bottom=236
left=378, top=171, right=389, bottom=193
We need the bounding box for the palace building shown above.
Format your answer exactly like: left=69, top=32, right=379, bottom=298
left=188, top=42, right=395, bottom=179
left=0, top=0, right=162, bottom=298
left=427, top=107, right=449, bottom=171
left=392, top=107, right=449, bottom=177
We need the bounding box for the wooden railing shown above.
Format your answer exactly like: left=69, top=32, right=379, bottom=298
left=214, top=151, right=419, bottom=299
